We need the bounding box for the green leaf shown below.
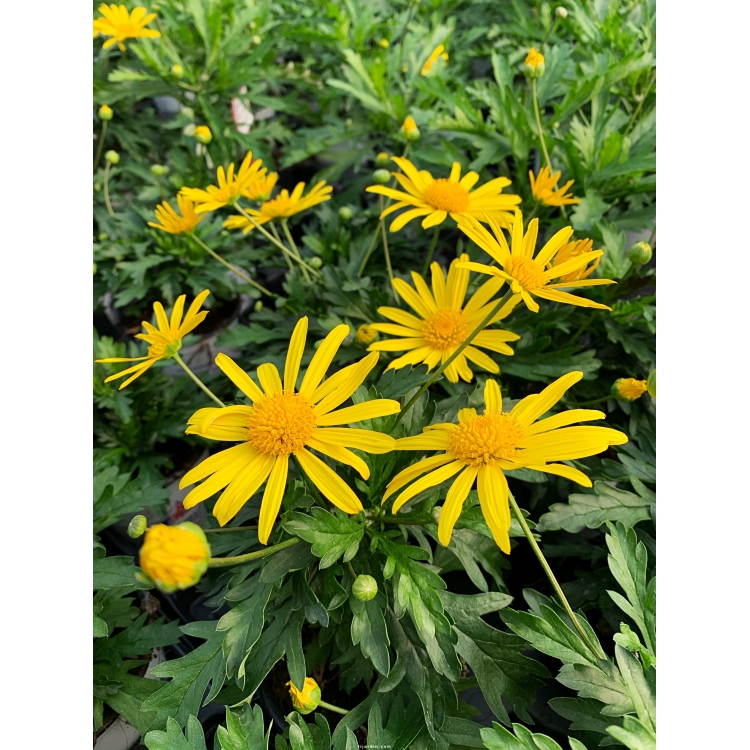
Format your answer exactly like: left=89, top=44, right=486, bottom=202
left=549, top=696, right=619, bottom=736
left=606, top=715, right=656, bottom=750
left=144, top=715, right=208, bottom=750
left=614, top=645, right=655, bottom=731
left=258, top=542, right=316, bottom=582
left=366, top=692, right=423, bottom=750
left=556, top=662, right=632, bottom=716
left=350, top=591, right=391, bottom=676
left=93, top=556, right=151, bottom=591
left=480, top=721, right=565, bottom=749
left=95, top=661, right=164, bottom=734
left=216, top=705, right=270, bottom=750
left=94, top=613, right=109, bottom=638
left=570, top=191, right=610, bottom=232
left=283, top=509, right=364, bottom=569
left=94, top=467, right=169, bottom=533
left=374, top=366, right=431, bottom=399
left=94, top=613, right=181, bottom=667
left=439, top=715, right=484, bottom=747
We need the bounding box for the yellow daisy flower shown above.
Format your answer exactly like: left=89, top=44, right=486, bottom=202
left=529, top=166, right=580, bottom=207
left=96, top=290, right=210, bottom=389
left=547, top=238, right=601, bottom=282
left=366, top=157, right=521, bottom=232
left=244, top=172, right=279, bottom=202
left=422, top=44, right=446, bottom=75
left=92, top=4, right=160, bottom=51
left=457, top=211, right=614, bottom=313
left=223, top=181, right=332, bottom=233
left=385, top=373, right=628, bottom=552
left=139, top=522, right=211, bottom=593
left=368, top=255, right=520, bottom=383
left=147, top=195, right=205, bottom=235
left=179, top=318, right=400, bottom=538
left=180, top=152, right=266, bottom=213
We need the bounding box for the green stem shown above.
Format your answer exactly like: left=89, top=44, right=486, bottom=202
left=103, top=161, right=115, bottom=217
left=540, top=17, right=559, bottom=50
left=379, top=197, right=394, bottom=283
left=357, top=223, right=382, bottom=276
left=172, top=352, right=225, bottom=406
left=507, top=490, right=602, bottom=658
left=393, top=288, right=516, bottom=427
left=188, top=233, right=274, bottom=297
left=398, top=1, right=417, bottom=73
left=422, top=226, right=441, bottom=276
left=379, top=516, right=432, bottom=525
left=345, top=561, right=357, bottom=581
left=564, top=396, right=610, bottom=408
left=318, top=700, right=349, bottom=716
left=624, top=68, right=655, bottom=137
left=94, top=120, right=108, bottom=171
left=204, top=525, right=258, bottom=534
left=207, top=537, right=300, bottom=568
left=282, top=219, right=312, bottom=283
left=531, top=78, right=552, bottom=171
left=270, top=222, right=294, bottom=270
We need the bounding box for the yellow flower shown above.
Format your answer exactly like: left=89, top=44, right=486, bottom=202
left=194, top=125, right=212, bottom=144
left=148, top=195, right=205, bottom=235
left=422, top=44, right=447, bottom=75
left=613, top=378, right=648, bottom=401
left=386, top=373, right=628, bottom=552
left=523, top=48, right=545, bottom=77
left=367, top=157, right=521, bottom=232
left=457, top=211, right=614, bottom=313
left=379, top=39, right=390, bottom=48
left=179, top=318, right=400, bottom=538
left=180, top=151, right=266, bottom=213
left=96, top=290, right=210, bottom=389
left=530, top=166, right=580, bottom=207
left=223, top=182, right=332, bottom=233
left=139, top=522, right=211, bottom=593
left=547, top=238, right=601, bottom=283
left=92, top=4, right=161, bottom=51
left=356, top=324, right=378, bottom=345
left=287, top=677, right=321, bottom=714
left=368, top=255, right=520, bottom=383
left=244, top=172, right=279, bottom=202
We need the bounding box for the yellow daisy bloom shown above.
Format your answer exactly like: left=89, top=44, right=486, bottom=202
left=457, top=211, right=614, bottom=313
left=368, top=255, right=520, bottom=383
left=180, top=152, right=266, bottom=213
left=385, top=373, right=628, bottom=552
left=422, top=44, right=446, bottom=75
left=147, top=195, right=205, bottom=235
left=96, top=290, right=210, bottom=389
left=179, top=318, right=400, bottom=538
left=613, top=378, right=648, bottom=401
left=244, top=172, right=279, bottom=202
left=139, top=522, right=211, bottom=593
left=93, top=4, right=160, bottom=51
left=547, top=238, right=601, bottom=282
left=530, top=166, right=580, bottom=207
left=366, top=157, right=521, bottom=232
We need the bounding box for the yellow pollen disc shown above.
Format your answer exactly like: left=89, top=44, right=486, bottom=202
left=423, top=179, right=470, bottom=213
left=422, top=308, right=468, bottom=350
left=247, top=392, right=317, bottom=456
left=448, top=412, right=525, bottom=467
left=505, top=256, right=546, bottom=290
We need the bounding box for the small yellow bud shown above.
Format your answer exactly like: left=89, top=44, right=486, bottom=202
left=252, top=34, right=262, bottom=45
left=99, top=104, right=113, bottom=121
left=287, top=677, right=321, bottom=714
left=338, top=206, right=353, bottom=221
left=139, top=522, right=211, bottom=593
left=105, top=150, right=120, bottom=165
left=128, top=515, right=148, bottom=538
left=356, top=324, right=378, bottom=345
left=612, top=378, right=648, bottom=402
left=150, top=164, right=169, bottom=176
left=647, top=369, right=656, bottom=399
left=402, top=115, right=420, bottom=140
left=98, top=233, right=109, bottom=242
left=379, top=38, right=389, bottom=48
left=402, top=64, right=409, bottom=73
left=375, top=152, right=390, bottom=167
left=556, top=6, right=569, bottom=18
left=523, top=48, right=546, bottom=78
left=249, top=21, right=257, bottom=30
left=627, top=241, right=653, bottom=266
left=372, top=169, right=391, bottom=185
left=171, top=64, right=184, bottom=77
left=352, top=574, right=378, bottom=601
left=194, top=125, right=212, bottom=144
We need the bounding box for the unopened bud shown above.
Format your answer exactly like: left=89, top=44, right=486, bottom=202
left=402, top=115, right=421, bottom=140
left=556, top=6, right=569, bottom=18
left=627, top=241, right=653, bottom=266
left=338, top=206, right=353, bottom=221
left=375, top=151, right=390, bottom=167
left=128, top=515, right=148, bottom=538
left=352, top=574, right=378, bottom=602
left=287, top=677, right=321, bottom=714
left=356, top=324, right=378, bottom=345
left=180, top=106, right=194, bottom=119
left=308, top=256, right=323, bottom=269
left=431, top=506, right=442, bottom=523
left=372, top=169, right=391, bottom=185
left=183, top=123, right=197, bottom=137
left=150, top=164, right=169, bottom=176
left=105, top=150, right=120, bottom=165
left=99, top=104, right=113, bottom=121
left=93, top=263, right=98, bottom=274
left=98, top=233, right=109, bottom=242
left=647, top=369, right=656, bottom=399
left=379, top=39, right=389, bottom=48
left=139, top=522, right=211, bottom=593
left=254, top=300, right=263, bottom=312
left=194, top=125, right=212, bottom=144
left=252, top=34, right=262, bottom=45
left=612, top=378, right=648, bottom=402
left=523, top=48, right=545, bottom=78
left=171, top=64, right=184, bottom=77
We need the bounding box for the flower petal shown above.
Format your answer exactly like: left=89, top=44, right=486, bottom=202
left=257, top=456, right=289, bottom=543
left=296, top=448, right=363, bottom=514
left=213, top=452, right=275, bottom=527
left=284, top=317, right=308, bottom=392
left=315, top=400, right=400, bottom=426
left=299, top=324, right=350, bottom=397
left=438, top=465, right=478, bottom=546
left=215, top=353, right=264, bottom=402
left=477, top=465, right=510, bottom=553
left=391, top=460, right=463, bottom=513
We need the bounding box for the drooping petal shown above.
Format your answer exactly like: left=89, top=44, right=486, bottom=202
left=477, top=465, right=511, bottom=553
left=307, top=437, right=370, bottom=480
left=213, top=452, right=275, bottom=526
left=525, top=463, right=592, bottom=486
left=179, top=443, right=257, bottom=489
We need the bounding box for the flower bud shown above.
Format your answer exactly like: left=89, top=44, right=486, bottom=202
left=375, top=152, right=390, bottom=167
left=379, top=39, right=389, bottom=48
left=287, top=677, right=321, bottom=714
left=523, top=48, right=545, bottom=78
left=99, top=104, right=113, bottom=121
left=627, top=241, right=653, bottom=266
left=308, top=256, right=323, bottom=269
left=431, top=505, right=442, bottom=523
left=556, top=6, right=568, bottom=18
left=98, top=233, right=109, bottom=242
left=180, top=106, right=194, bottom=120
left=105, top=150, right=120, bottom=165
left=183, top=123, right=197, bottom=137
left=252, top=34, right=262, bottom=45
left=150, top=164, right=169, bottom=176
left=352, top=574, right=378, bottom=602
left=254, top=300, right=263, bottom=312
left=612, top=377, right=648, bottom=402
left=372, top=169, right=391, bottom=185
left=194, top=125, right=212, bottom=144
left=402, top=115, right=420, bottom=140
left=356, top=324, right=378, bottom=346
left=647, top=369, right=656, bottom=399
left=139, top=522, right=211, bottom=593
left=128, top=515, right=148, bottom=538
left=171, top=64, right=184, bottom=77
left=338, top=206, right=353, bottom=222
left=93, top=263, right=98, bottom=275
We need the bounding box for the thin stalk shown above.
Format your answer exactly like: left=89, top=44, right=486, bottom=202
left=398, top=1, right=417, bottom=72
left=379, top=516, right=432, bottom=525
left=207, top=537, right=300, bottom=568
left=564, top=395, right=610, bottom=408
left=357, top=223, right=382, bottom=276
left=540, top=17, right=559, bottom=50
left=94, top=120, right=108, bottom=171
left=188, top=233, right=274, bottom=297
left=345, top=561, right=357, bottom=581
left=379, top=196, right=394, bottom=283
left=507, top=490, right=601, bottom=658
left=422, top=226, right=441, bottom=276
left=282, top=219, right=312, bottom=283
left=270, top=222, right=294, bottom=270
left=103, top=161, right=115, bottom=217
left=393, top=288, right=516, bottom=427
left=531, top=78, right=552, bottom=170
left=318, top=700, right=349, bottom=716
left=624, top=68, right=655, bottom=137
left=203, top=525, right=258, bottom=534
left=172, top=352, right=225, bottom=406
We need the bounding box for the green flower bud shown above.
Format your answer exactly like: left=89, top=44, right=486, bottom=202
left=180, top=106, right=194, bottom=120
left=287, top=677, right=321, bottom=714
left=171, top=64, right=184, bottom=77
left=254, top=300, right=263, bottom=312
left=98, top=233, right=109, bottom=242
left=352, top=574, right=378, bottom=602
left=308, top=256, right=323, bottom=269
left=372, top=169, right=391, bottom=185
left=194, top=125, right=212, bottom=144
left=128, top=515, right=148, bottom=538
left=183, top=123, right=197, bottom=137
left=93, top=263, right=98, bottom=275
left=251, top=34, right=262, bottom=45
left=150, top=164, right=169, bottom=176
left=431, top=506, right=442, bottom=523
left=375, top=151, right=391, bottom=167
left=627, top=241, right=653, bottom=266
left=99, top=104, right=113, bottom=121
left=523, top=48, right=546, bottom=78
left=338, top=206, right=353, bottom=221
left=556, top=6, right=568, bottom=18
left=647, top=369, right=656, bottom=399
left=105, top=150, right=120, bottom=165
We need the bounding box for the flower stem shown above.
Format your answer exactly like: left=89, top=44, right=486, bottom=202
left=531, top=78, right=552, bottom=171
left=379, top=515, right=432, bottom=525
left=357, top=223, right=382, bottom=276
left=318, top=700, right=349, bottom=716
left=94, top=120, right=108, bottom=171
left=507, top=490, right=602, bottom=658
left=172, top=352, right=225, bottom=406
left=103, top=161, right=115, bottom=217
left=270, top=222, right=294, bottom=270
left=540, top=17, right=559, bottom=50
left=203, top=525, right=258, bottom=534
left=379, top=196, right=394, bottom=283
left=345, top=561, right=357, bottom=580
left=207, top=537, right=300, bottom=568
left=398, top=1, right=417, bottom=73
left=188, top=233, right=275, bottom=297
left=282, top=219, right=312, bottom=283
left=392, top=287, right=516, bottom=426
left=422, top=226, right=441, bottom=276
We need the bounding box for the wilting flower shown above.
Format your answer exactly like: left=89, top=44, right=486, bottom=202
left=244, top=172, right=279, bottom=202
left=356, top=324, right=378, bottom=345
left=93, top=4, right=161, bottom=51
left=223, top=182, right=332, bottom=233
left=523, top=48, right=545, bottom=77
left=366, top=157, right=520, bottom=232
left=613, top=378, right=648, bottom=401
left=368, top=255, right=520, bottom=383
left=180, top=318, right=400, bottom=538
left=148, top=195, right=205, bottom=235
left=547, top=238, right=601, bottom=283
left=287, top=677, right=321, bottom=714
left=386, top=373, right=628, bottom=551
left=96, top=290, right=210, bottom=388
left=457, top=212, right=614, bottom=312
left=530, top=166, right=580, bottom=207
left=180, top=152, right=266, bottom=213
left=139, top=522, right=211, bottom=593
left=422, top=44, right=448, bottom=75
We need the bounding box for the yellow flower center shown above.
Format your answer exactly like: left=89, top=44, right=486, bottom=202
left=449, top=412, right=525, bottom=467
left=148, top=337, right=182, bottom=360
left=505, top=256, right=546, bottom=290
left=422, top=308, right=468, bottom=351
left=247, top=392, right=317, bottom=456
left=423, top=179, right=470, bottom=213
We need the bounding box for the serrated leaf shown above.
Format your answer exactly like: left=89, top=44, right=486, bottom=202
left=479, top=721, right=565, bottom=750
left=94, top=555, right=151, bottom=591
left=374, top=366, right=431, bottom=399
left=258, top=542, right=315, bottom=582
left=350, top=592, right=391, bottom=676
left=283, top=509, right=364, bottom=569
left=144, top=715, right=208, bottom=750
left=570, top=191, right=610, bottom=232
left=216, top=705, right=270, bottom=750
left=606, top=715, right=656, bottom=750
